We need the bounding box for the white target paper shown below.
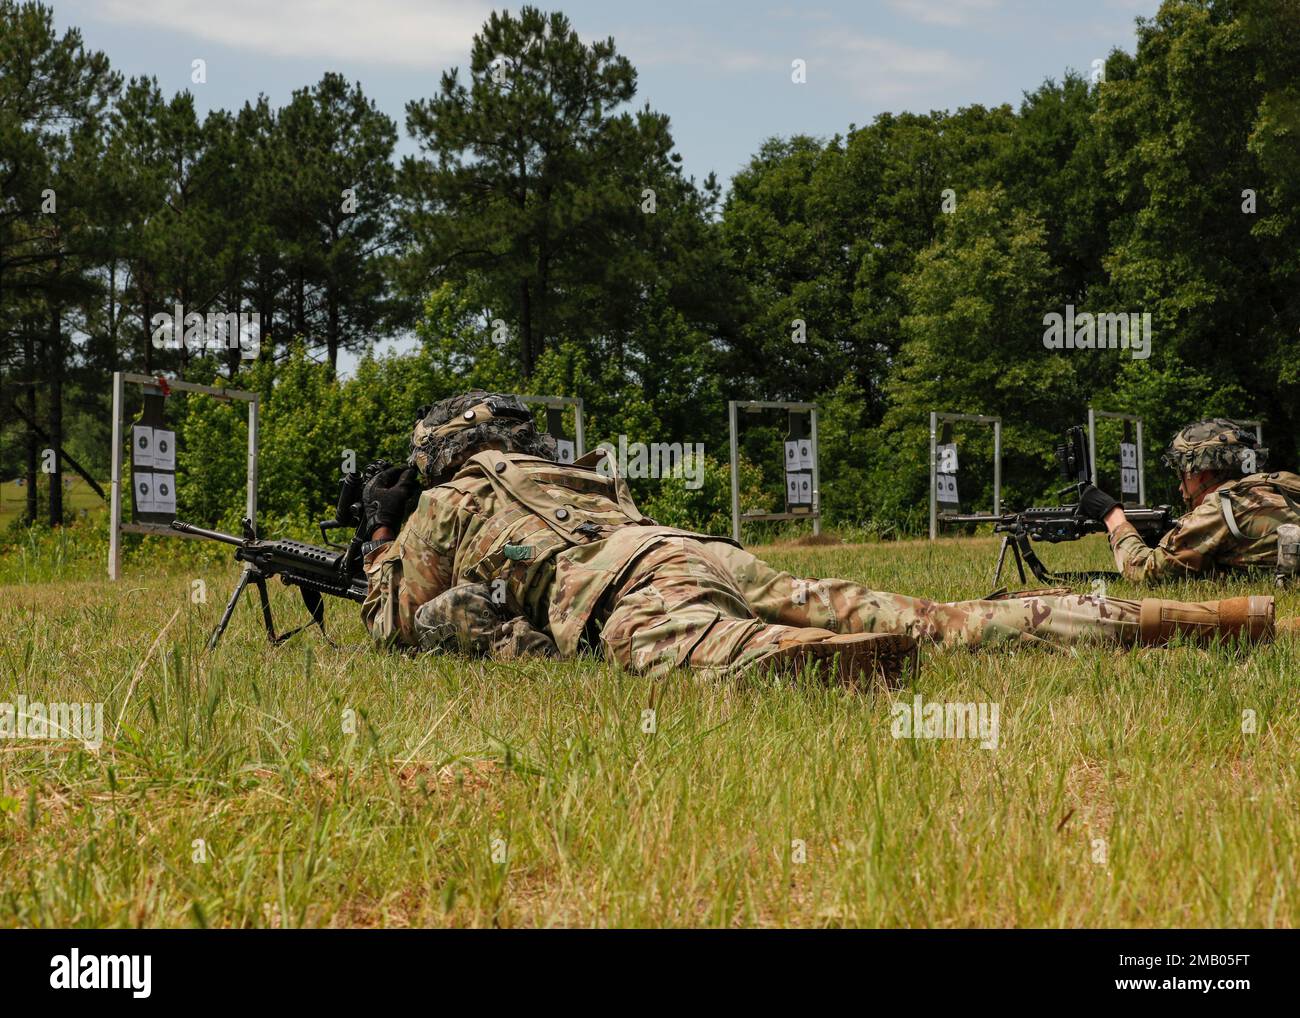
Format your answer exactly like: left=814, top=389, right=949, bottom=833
left=555, top=439, right=575, bottom=465
left=133, top=472, right=155, bottom=512
left=797, top=439, right=813, bottom=471
left=1120, top=442, right=1138, bottom=495
left=152, top=473, right=176, bottom=514
left=132, top=426, right=155, bottom=467
left=153, top=429, right=176, bottom=470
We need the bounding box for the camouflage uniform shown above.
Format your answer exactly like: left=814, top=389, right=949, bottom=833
left=363, top=446, right=1270, bottom=677
left=1108, top=419, right=1300, bottom=582
left=414, top=584, right=557, bottom=660
left=1110, top=472, right=1300, bottom=582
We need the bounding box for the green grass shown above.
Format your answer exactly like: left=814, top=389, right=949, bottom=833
left=0, top=532, right=1296, bottom=927
left=0, top=476, right=107, bottom=532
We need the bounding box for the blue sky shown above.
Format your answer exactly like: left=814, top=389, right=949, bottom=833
left=58, top=0, right=1159, bottom=186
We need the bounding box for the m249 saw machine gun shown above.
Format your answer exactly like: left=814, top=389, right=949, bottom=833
left=941, top=426, right=1176, bottom=587
left=172, top=462, right=391, bottom=650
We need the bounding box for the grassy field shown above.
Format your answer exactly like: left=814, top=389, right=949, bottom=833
left=0, top=531, right=1296, bottom=928
left=0, top=477, right=106, bottom=532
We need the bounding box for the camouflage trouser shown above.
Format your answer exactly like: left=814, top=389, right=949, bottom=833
left=597, top=536, right=1143, bottom=678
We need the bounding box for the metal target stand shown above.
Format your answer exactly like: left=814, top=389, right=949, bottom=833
left=728, top=400, right=820, bottom=544
left=108, top=371, right=258, bottom=581
left=929, top=411, right=1001, bottom=539
left=1087, top=408, right=1146, bottom=506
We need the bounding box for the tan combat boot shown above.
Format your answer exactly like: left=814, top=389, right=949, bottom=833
left=762, top=629, right=919, bottom=691
left=1137, top=595, right=1274, bottom=646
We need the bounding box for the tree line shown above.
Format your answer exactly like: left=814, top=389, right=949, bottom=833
left=2, top=0, right=1297, bottom=535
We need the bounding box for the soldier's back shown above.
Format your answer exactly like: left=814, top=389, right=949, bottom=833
left=1201, top=471, right=1300, bottom=570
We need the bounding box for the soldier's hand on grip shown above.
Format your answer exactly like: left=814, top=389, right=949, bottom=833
left=363, top=464, right=419, bottom=538
left=1078, top=482, right=1120, bottom=522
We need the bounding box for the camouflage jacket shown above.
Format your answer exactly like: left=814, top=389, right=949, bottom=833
left=1109, top=471, right=1300, bottom=583
left=362, top=449, right=729, bottom=655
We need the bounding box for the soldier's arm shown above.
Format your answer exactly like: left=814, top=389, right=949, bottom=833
left=412, top=584, right=557, bottom=660
left=1108, top=500, right=1227, bottom=583
left=361, top=493, right=457, bottom=648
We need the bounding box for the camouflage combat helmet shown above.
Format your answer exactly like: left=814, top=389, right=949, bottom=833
left=1162, top=419, right=1267, bottom=476
left=408, top=391, right=557, bottom=483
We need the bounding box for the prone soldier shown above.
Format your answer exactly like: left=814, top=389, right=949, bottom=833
left=360, top=394, right=1281, bottom=690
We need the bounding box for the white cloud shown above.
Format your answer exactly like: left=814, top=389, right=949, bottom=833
left=887, top=0, right=1002, bottom=29
left=606, top=24, right=767, bottom=74
left=99, top=0, right=491, bottom=68
left=818, top=33, right=979, bottom=103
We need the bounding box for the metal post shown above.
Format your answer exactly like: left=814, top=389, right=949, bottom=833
left=574, top=399, right=585, bottom=458
left=246, top=396, right=259, bottom=525
left=1136, top=419, right=1146, bottom=506
left=728, top=400, right=740, bottom=544
left=928, top=411, right=938, bottom=540
left=1087, top=407, right=1098, bottom=486
left=930, top=411, right=1001, bottom=535
left=108, top=371, right=124, bottom=581
left=992, top=420, right=1002, bottom=516
left=809, top=407, right=821, bottom=537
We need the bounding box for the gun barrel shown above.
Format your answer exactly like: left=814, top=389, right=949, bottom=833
left=171, top=520, right=246, bottom=546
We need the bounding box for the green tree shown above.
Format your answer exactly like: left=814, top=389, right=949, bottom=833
left=400, top=5, right=730, bottom=388
left=0, top=1, right=117, bottom=524
left=274, top=73, right=400, bottom=373
left=874, top=187, right=1072, bottom=526
left=1095, top=0, right=1300, bottom=470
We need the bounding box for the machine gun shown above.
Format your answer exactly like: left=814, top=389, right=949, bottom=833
left=941, top=426, right=1176, bottom=587
left=173, top=462, right=390, bottom=650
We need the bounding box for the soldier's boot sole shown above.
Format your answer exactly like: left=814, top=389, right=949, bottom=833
left=764, top=631, right=919, bottom=691
left=1138, top=595, right=1274, bottom=646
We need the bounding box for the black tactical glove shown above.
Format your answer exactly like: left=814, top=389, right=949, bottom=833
left=362, top=464, right=419, bottom=538
left=1077, top=483, right=1120, bottom=522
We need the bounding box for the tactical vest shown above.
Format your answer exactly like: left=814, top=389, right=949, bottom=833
left=1214, top=471, right=1300, bottom=541
left=1190, top=473, right=1300, bottom=577
left=436, top=449, right=658, bottom=629
left=436, top=448, right=736, bottom=654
